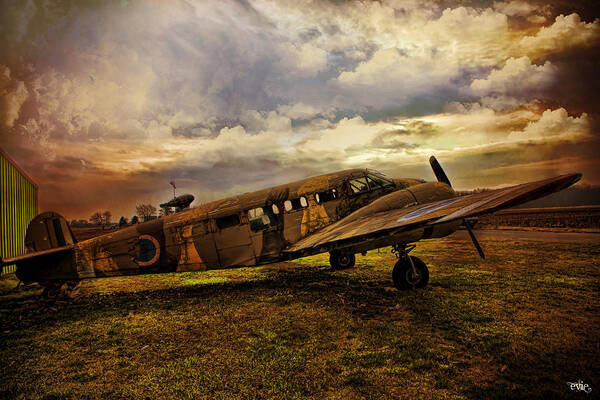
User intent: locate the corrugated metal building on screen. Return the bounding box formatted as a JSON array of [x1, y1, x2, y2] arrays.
[[0, 147, 38, 275]]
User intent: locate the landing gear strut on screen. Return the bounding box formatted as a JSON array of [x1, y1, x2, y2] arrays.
[[391, 244, 429, 290], [329, 251, 356, 270]]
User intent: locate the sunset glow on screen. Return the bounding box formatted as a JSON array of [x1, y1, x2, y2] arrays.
[[1, 0, 598, 220]]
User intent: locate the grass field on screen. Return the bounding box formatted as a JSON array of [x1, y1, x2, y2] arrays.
[[1, 234, 598, 399]]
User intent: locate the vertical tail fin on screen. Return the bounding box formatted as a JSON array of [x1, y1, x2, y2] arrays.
[[25, 211, 77, 252]]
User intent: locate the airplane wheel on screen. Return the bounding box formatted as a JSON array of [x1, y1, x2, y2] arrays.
[[329, 251, 355, 270], [42, 281, 81, 300], [42, 284, 62, 300], [392, 256, 429, 290]]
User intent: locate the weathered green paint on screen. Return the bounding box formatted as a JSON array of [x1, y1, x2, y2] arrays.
[[0, 148, 38, 275]]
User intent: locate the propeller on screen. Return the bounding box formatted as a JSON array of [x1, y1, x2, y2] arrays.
[[429, 155, 485, 259], [429, 156, 451, 187]]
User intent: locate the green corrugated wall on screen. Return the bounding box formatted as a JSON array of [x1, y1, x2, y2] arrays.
[[1, 151, 38, 275]]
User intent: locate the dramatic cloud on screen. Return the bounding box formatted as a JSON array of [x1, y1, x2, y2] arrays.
[[0, 0, 598, 219], [493, 1, 542, 17], [0, 66, 28, 128], [467, 57, 557, 97], [520, 13, 600, 57], [508, 108, 590, 141]]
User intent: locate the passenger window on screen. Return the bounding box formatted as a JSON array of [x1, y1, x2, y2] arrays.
[[248, 207, 272, 232], [216, 214, 240, 230], [315, 189, 338, 204], [284, 196, 308, 212], [300, 196, 308, 207], [349, 177, 369, 194], [272, 204, 280, 214]]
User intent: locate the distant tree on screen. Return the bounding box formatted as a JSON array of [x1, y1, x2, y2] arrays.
[[102, 210, 112, 225], [118, 216, 128, 227], [159, 207, 173, 217], [131, 215, 139, 225], [90, 211, 103, 226], [136, 204, 157, 222]]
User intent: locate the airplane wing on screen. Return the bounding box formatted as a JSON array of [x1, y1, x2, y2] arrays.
[[284, 173, 581, 254]]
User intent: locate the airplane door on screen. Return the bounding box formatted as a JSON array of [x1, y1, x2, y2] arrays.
[[282, 197, 308, 244], [213, 213, 256, 268], [165, 219, 220, 271], [247, 205, 285, 264]]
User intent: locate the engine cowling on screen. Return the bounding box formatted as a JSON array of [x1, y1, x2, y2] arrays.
[[342, 182, 455, 224]]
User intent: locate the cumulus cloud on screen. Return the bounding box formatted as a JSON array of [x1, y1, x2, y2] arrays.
[[508, 108, 590, 141], [277, 43, 328, 76], [493, 1, 540, 17], [0, 65, 28, 128], [520, 13, 600, 56], [467, 56, 557, 97]]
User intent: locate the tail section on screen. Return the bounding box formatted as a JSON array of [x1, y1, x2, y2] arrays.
[[0, 212, 77, 283], [25, 211, 77, 252]]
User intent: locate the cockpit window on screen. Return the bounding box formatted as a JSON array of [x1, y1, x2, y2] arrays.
[[349, 177, 369, 194], [366, 173, 394, 188]]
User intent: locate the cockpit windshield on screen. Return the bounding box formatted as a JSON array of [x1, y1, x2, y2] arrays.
[[366, 170, 395, 187]]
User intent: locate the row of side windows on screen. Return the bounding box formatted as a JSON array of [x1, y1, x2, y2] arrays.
[[214, 186, 346, 232], [183, 175, 394, 234]]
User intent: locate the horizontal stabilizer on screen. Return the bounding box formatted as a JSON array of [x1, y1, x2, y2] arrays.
[[0, 245, 73, 267]]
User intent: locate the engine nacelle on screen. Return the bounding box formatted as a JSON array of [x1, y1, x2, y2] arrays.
[[342, 182, 455, 224]]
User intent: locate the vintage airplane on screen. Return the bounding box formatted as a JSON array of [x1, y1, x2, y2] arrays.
[[1, 156, 581, 299]]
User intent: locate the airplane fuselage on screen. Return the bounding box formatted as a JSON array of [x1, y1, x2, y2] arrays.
[[16, 169, 457, 283]]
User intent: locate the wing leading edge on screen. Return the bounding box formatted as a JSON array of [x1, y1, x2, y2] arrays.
[[285, 173, 581, 254]]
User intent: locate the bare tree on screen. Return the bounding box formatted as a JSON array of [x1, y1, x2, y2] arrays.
[[103, 210, 112, 226], [118, 216, 128, 227], [131, 215, 139, 225], [159, 206, 173, 217], [90, 211, 103, 226], [136, 204, 157, 222]]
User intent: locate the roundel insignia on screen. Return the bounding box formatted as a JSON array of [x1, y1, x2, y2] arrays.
[[135, 235, 160, 267]]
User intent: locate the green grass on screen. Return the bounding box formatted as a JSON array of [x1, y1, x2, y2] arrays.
[[0, 234, 598, 399]]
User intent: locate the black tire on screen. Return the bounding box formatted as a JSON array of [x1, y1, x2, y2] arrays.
[[329, 251, 356, 270], [392, 256, 429, 290], [42, 284, 61, 300]]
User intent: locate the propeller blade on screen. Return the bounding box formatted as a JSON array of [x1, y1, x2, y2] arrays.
[[429, 156, 452, 187], [463, 218, 485, 259]]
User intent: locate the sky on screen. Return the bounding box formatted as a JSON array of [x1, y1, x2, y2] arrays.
[[0, 0, 599, 220]]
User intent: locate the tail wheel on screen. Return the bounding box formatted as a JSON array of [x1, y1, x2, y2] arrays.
[[41, 280, 81, 300], [329, 251, 356, 270], [42, 283, 62, 300], [392, 256, 429, 290]]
